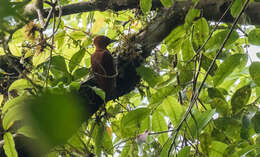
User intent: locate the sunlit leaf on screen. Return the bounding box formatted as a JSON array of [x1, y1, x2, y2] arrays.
[[140, 0, 152, 14], [120, 108, 150, 137], [69, 48, 85, 72], [3, 132, 18, 157], [231, 0, 246, 17], [160, 0, 173, 8], [93, 123, 105, 157], [213, 54, 247, 87], [152, 110, 168, 145], [185, 9, 200, 27], [187, 109, 216, 138], [8, 79, 32, 93], [248, 28, 260, 45], [209, 141, 228, 157], [206, 29, 239, 54], [249, 62, 260, 86], [178, 146, 190, 157], [231, 85, 251, 114]]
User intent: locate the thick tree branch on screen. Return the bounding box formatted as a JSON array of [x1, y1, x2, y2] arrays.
[[25, 0, 260, 25]]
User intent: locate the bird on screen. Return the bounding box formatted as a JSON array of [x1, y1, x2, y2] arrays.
[[91, 35, 117, 98]]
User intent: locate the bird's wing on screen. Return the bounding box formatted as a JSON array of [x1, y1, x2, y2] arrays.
[[101, 50, 116, 76]]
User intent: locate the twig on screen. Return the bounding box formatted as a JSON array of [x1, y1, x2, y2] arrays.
[[167, 0, 250, 156]]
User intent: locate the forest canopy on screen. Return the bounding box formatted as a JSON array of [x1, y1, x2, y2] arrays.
[[0, 0, 260, 156]]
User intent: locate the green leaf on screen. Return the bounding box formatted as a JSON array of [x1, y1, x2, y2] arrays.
[[69, 48, 86, 72], [206, 29, 239, 54], [252, 111, 260, 133], [120, 108, 150, 137], [209, 98, 230, 116], [209, 141, 228, 157], [55, 31, 66, 48], [93, 123, 105, 157], [152, 110, 168, 145], [178, 39, 194, 85], [240, 114, 251, 140], [137, 65, 160, 88], [3, 132, 18, 157], [207, 88, 225, 100], [103, 126, 113, 155], [231, 0, 246, 17], [160, 0, 173, 8], [249, 62, 260, 86], [201, 54, 218, 76], [140, 0, 152, 14], [8, 79, 32, 93], [25, 92, 85, 146], [185, 9, 200, 27], [213, 54, 248, 87], [3, 95, 26, 113], [187, 109, 216, 138], [3, 105, 24, 130], [90, 86, 105, 101], [178, 146, 191, 157], [50, 55, 70, 81], [214, 117, 241, 139], [69, 31, 86, 40], [165, 25, 185, 51], [161, 96, 185, 125], [0, 94, 3, 104], [193, 18, 209, 48], [231, 85, 251, 114], [72, 67, 90, 80], [248, 28, 260, 45], [149, 83, 180, 108]]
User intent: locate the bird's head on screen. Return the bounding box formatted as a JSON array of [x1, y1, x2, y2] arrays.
[[93, 35, 116, 49]]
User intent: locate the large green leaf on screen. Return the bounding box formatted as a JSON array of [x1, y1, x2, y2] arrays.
[[231, 85, 251, 114], [209, 141, 228, 157], [165, 25, 185, 51], [149, 83, 180, 108], [69, 48, 85, 72], [8, 79, 33, 93], [252, 111, 260, 133], [140, 0, 152, 14], [231, 0, 246, 17], [72, 67, 90, 81], [201, 54, 218, 76], [152, 110, 168, 145], [213, 54, 248, 87], [209, 98, 230, 116], [193, 18, 209, 48], [184, 9, 200, 28], [187, 109, 216, 138], [249, 62, 260, 86], [178, 146, 191, 157], [160, 0, 173, 8], [3, 132, 18, 157], [248, 28, 260, 46], [161, 96, 185, 125], [120, 108, 150, 137], [137, 65, 160, 88], [206, 29, 239, 54], [93, 123, 105, 157]]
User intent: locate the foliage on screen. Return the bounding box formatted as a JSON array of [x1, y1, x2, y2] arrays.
[[0, 0, 260, 157]]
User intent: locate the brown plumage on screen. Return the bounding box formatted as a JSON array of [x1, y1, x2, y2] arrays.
[[91, 35, 116, 96]]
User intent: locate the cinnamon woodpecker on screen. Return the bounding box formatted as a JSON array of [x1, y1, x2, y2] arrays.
[[91, 35, 117, 97]]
